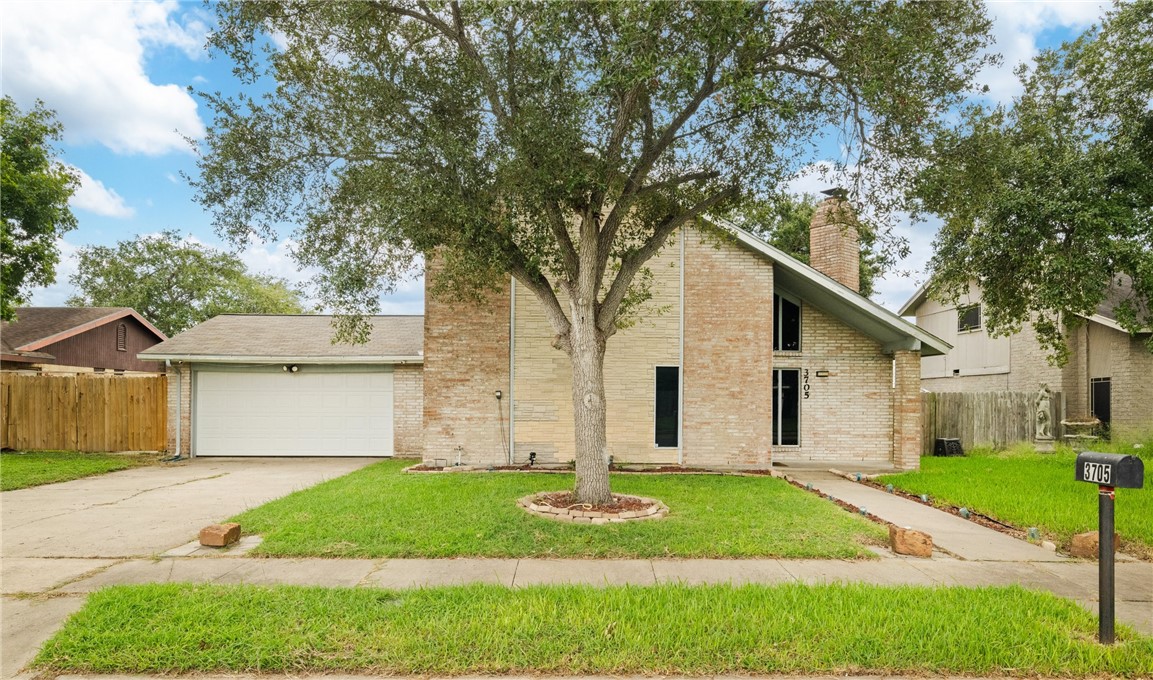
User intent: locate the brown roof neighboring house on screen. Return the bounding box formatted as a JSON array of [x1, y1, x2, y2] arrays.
[[138, 314, 424, 363], [1, 307, 168, 372]]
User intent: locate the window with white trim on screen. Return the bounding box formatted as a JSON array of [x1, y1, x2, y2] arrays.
[[772, 368, 800, 446], [773, 293, 801, 351]]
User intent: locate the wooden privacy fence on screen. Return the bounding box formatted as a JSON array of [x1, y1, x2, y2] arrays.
[[922, 390, 1064, 453], [1, 373, 167, 452]]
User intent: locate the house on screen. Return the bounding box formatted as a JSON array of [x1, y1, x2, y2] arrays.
[[899, 279, 1153, 437], [143, 195, 948, 468], [139, 315, 424, 458], [425, 195, 947, 470], [1, 307, 167, 373]]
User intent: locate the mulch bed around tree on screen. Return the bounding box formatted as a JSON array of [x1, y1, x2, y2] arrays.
[[533, 491, 651, 514]]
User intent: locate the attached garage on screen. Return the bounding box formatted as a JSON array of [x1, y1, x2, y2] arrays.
[[140, 314, 424, 459], [194, 366, 394, 457]]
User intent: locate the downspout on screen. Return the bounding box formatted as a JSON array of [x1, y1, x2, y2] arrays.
[[166, 359, 183, 461], [678, 230, 685, 466], [509, 278, 516, 465]]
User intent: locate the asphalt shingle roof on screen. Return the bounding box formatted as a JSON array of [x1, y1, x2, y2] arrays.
[[1, 307, 148, 350], [139, 314, 424, 361]]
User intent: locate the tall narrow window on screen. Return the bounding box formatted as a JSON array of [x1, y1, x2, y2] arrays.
[[772, 368, 800, 446], [655, 366, 679, 448], [116, 323, 127, 352], [773, 294, 801, 351]]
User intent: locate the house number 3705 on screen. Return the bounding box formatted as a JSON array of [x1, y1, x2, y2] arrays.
[[802, 369, 810, 399]]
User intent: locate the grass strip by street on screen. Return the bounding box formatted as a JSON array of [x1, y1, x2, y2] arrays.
[[0, 451, 148, 491], [878, 442, 1153, 555], [231, 459, 885, 558], [36, 582, 1153, 676]]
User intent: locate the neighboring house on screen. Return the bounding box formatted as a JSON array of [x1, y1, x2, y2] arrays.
[[899, 280, 1153, 437], [1, 307, 167, 373], [139, 315, 424, 458], [424, 195, 948, 470], [145, 195, 948, 468]]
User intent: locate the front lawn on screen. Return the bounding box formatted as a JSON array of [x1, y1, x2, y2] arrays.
[[0, 451, 148, 491], [231, 460, 885, 558], [36, 582, 1153, 676], [879, 445, 1153, 554]]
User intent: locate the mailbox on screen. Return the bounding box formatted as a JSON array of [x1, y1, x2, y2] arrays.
[[1074, 452, 1145, 489]]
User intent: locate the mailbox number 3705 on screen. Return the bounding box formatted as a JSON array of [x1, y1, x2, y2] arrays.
[[1083, 462, 1112, 485]]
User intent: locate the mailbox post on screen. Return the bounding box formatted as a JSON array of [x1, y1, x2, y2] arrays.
[[1074, 452, 1145, 644]]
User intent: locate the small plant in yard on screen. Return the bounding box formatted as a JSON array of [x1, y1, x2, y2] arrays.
[[0, 451, 151, 491], [230, 459, 885, 559], [879, 442, 1153, 557], [35, 582, 1153, 676]]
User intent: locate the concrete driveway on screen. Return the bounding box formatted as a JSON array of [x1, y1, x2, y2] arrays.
[[1, 456, 379, 678]]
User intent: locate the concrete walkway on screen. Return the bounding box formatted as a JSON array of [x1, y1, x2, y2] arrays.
[[783, 469, 1068, 561]]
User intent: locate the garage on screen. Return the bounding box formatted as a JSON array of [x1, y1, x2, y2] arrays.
[[139, 314, 425, 459], [194, 367, 394, 457]]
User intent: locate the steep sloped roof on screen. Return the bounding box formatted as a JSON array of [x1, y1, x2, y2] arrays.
[[713, 220, 951, 357], [138, 314, 424, 363]]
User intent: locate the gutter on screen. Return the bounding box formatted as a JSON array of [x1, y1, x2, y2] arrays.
[[138, 354, 424, 365]]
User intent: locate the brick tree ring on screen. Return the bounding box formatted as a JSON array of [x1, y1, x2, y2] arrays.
[[517, 492, 668, 524]]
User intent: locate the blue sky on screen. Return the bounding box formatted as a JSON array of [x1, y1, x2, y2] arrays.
[[2, 0, 1113, 315]]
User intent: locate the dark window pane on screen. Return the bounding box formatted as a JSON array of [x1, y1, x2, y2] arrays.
[[655, 366, 679, 447], [774, 294, 801, 351], [957, 304, 981, 331], [772, 369, 800, 446], [1091, 378, 1112, 425]]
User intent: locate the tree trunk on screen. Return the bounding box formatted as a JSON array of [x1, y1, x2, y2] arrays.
[[568, 298, 612, 505]]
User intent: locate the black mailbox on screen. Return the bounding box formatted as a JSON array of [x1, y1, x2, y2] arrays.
[[1074, 452, 1145, 489]]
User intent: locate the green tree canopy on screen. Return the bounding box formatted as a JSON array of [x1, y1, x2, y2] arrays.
[[68, 231, 307, 337], [197, 1, 992, 502], [1, 96, 79, 320], [914, 0, 1153, 362]]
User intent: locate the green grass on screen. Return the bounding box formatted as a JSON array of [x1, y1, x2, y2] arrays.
[[231, 460, 885, 558], [879, 441, 1153, 554], [35, 582, 1153, 676], [0, 451, 149, 491]]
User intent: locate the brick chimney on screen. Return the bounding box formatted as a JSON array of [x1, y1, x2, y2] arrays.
[[808, 189, 860, 292]]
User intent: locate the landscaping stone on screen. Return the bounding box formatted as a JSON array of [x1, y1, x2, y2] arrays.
[[517, 493, 669, 523], [199, 523, 241, 547], [889, 525, 933, 557], [1069, 531, 1120, 559]]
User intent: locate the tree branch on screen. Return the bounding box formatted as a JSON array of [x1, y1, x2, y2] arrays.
[[596, 185, 739, 333]]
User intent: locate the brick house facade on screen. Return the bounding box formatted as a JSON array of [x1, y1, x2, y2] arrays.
[[423, 196, 947, 470]]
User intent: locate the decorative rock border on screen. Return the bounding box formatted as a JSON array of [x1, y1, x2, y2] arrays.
[[517, 493, 669, 524]]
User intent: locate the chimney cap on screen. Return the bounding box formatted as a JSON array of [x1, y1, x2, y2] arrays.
[[821, 187, 849, 199]]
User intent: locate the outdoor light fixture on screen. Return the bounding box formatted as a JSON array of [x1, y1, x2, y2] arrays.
[[494, 390, 502, 400]]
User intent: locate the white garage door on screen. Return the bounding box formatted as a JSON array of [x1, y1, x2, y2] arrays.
[[194, 368, 393, 457]]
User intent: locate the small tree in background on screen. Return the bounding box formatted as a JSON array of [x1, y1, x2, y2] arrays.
[[69, 231, 306, 337], [1, 97, 79, 320], [197, 1, 993, 503]]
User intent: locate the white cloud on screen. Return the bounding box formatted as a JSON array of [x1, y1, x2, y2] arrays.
[[68, 166, 135, 218], [979, 1, 1109, 103], [1, 0, 207, 155], [28, 239, 80, 306]]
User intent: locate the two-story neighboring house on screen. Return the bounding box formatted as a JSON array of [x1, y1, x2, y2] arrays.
[[899, 280, 1153, 437]]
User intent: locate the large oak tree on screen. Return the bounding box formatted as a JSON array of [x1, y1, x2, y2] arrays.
[[197, 1, 992, 503]]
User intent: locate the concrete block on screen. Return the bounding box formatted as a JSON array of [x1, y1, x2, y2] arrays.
[[1069, 531, 1120, 559], [199, 522, 241, 547], [890, 525, 933, 558]]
